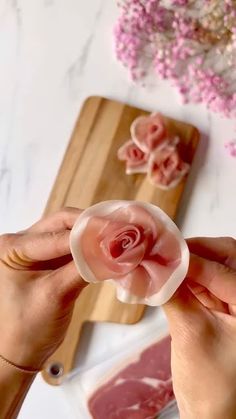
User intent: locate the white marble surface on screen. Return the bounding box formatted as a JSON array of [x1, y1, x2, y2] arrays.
[[0, 0, 236, 418]]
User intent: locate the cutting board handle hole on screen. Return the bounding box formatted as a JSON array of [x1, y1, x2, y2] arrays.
[[47, 362, 64, 378]]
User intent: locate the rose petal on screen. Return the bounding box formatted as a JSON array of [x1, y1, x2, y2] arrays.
[[70, 201, 189, 306], [80, 217, 147, 278], [117, 261, 172, 297], [101, 205, 159, 243], [148, 140, 189, 190], [150, 230, 181, 263], [131, 113, 166, 153], [79, 205, 158, 278], [117, 265, 152, 298], [117, 139, 149, 174]]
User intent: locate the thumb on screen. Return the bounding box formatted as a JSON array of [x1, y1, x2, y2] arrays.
[[49, 260, 87, 305], [187, 254, 236, 306], [163, 283, 208, 340]]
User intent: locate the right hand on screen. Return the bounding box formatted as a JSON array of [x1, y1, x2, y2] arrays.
[[164, 237, 236, 419]]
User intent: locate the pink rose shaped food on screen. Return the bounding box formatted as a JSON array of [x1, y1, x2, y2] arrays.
[[70, 200, 189, 306], [117, 140, 149, 174], [131, 113, 166, 153], [148, 139, 190, 190]]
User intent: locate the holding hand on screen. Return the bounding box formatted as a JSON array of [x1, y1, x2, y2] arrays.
[[1, 206, 236, 419], [164, 237, 236, 419], [0, 208, 86, 371]]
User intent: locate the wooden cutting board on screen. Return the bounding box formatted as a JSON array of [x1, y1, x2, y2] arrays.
[[42, 96, 199, 385]]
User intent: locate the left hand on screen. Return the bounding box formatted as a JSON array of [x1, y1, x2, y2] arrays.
[[0, 208, 86, 369]]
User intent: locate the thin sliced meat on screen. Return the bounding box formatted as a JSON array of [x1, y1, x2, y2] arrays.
[[148, 140, 189, 190], [70, 201, 189, 306], [117, 140, 149, 174], [131, 113, 166, 153], [88, 335, 175, 419]]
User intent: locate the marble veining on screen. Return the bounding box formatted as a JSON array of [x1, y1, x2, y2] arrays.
[[66, 34, 95, 99], [65, 0, 104, 99]]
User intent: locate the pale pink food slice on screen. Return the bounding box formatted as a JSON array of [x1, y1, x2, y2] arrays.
[[117, 140, 149, 174], [131, 113, 166, 153], [70, 201, 189, 306], [148, 139, 190, 190], [88, 335, 174, 419]]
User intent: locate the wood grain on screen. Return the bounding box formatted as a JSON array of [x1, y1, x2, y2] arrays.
[[42, 96, 199, 385]]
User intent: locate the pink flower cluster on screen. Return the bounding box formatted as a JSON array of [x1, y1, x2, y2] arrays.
[[225, 141, 236, 157], [117, 113, 189, 189], [114, 0, 236, 119]]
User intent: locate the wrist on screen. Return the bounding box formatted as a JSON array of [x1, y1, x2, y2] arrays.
[[0, 353, 40, 375], [0, 356, 36, 419], [0, 358, 37, 381], [1, 331, 45, 370]]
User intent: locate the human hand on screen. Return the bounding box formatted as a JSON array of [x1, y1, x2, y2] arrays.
[[164, 237, 236, 419], [0, 208, 86, 370]]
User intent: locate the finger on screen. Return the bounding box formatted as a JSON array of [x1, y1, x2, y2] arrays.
[[0, 230, 72, 268], [26, 207, 82, 233], [187, 280, 229, 313], [163, 283, 209, 339], [28, 254, 73, 271], [49, 260, 87, 303], [187, 237, 236, 270], [187, 253, 236, 305]]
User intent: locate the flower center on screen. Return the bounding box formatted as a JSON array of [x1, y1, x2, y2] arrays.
[[149, 124, 159, 134], [129, 146, 144, 161], [109, 227, 142, 258], [162, 152, 179, 173]]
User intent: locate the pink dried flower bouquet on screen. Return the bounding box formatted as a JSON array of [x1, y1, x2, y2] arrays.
[[114, 0, 236, 118]]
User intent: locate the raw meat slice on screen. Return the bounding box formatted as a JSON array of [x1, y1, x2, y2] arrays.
[[148, 139, 189, 190], [88, 335, 175, 419], [70, 201, 189, 306], [131, 113, 166, 153], [117, 140, 149, 174]]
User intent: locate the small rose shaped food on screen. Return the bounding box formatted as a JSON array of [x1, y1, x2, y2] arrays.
[[148, 138, 190, 190], [117, 140, 149, 174], [131, 113, 166, 153], [70, 200, 189, 306]]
